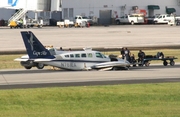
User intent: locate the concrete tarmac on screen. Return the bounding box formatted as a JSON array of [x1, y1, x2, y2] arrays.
[[0, 64, 179, 89], [0, 25, 180, 51]]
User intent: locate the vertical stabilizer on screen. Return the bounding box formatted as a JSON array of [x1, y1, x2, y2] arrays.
[[21, 31, 54, 59]]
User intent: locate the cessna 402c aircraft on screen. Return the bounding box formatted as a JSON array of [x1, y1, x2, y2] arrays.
[[14, 31, 130, 71]]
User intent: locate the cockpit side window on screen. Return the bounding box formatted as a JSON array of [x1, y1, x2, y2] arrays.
[[102, 54, 107, 58], [96, 53, 103, 58], [81, 53, 86, 58]]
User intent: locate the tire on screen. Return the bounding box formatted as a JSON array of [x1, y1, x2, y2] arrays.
[[163, 61, 168, 66], [112, 67, 117, 71], [38, 25, 43, 28], [131, 21, 134, 25], [138, 64, 143, 66], [170, 61, 175, 66], [24, 66, 32, 69], [36, 63, 44, 69], [144, 61, 150, 67], [116, 20, 120, 25]]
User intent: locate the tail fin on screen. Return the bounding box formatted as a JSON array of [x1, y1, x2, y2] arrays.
[[21, 31, 54, 59]]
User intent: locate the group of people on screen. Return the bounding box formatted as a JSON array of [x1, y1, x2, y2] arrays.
[[120, 47, 146, 64], [60, 47, 71, 51], [120, 47, 132, 62]]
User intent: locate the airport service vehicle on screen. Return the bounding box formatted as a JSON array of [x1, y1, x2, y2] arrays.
[[75, 15, 93, 26], [57, 19, 74, 28], [26, 19, 43, 28], [137, 52, 177, 67], [154, 14, 180, 24], [14, 31, 130, 71], [9, 18, 43, 29], [115, 14, 145, 25]]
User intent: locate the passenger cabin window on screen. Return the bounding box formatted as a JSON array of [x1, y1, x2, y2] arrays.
[[75, 54, 80, 58], [96, 53, 103, 58], [81, 53, 86, 58], [65, 55, 69, 58], [87, 53, 93, 58], [70, 54, 74, 58]]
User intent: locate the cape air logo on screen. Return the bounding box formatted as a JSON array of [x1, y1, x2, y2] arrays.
[[33, 51, 47, 57], [28, 33, 47, 57], [8, 0, 18, 7], [28, 33, 34, 51]]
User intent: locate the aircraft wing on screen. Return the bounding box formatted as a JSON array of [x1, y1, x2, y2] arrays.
[[91, 61, 130, 69]]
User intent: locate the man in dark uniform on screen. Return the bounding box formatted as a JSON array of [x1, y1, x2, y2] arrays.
[[138, 50, 145, 64], [120, 47, 125, 59]]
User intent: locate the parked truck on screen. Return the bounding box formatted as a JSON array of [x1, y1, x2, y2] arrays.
[[75, 15, 93, 26], [57, 15, 92, 28], [154, 14, 180, 24], [115, 14, 145, 25], [57, 19, 74, 28]]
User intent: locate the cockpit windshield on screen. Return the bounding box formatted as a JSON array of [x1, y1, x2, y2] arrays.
[[96, 52, 106, 58]]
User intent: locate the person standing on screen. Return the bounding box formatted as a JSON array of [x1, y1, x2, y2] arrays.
[[60, 47, 64, 51], [124, 48, 131, 62], [120, 47, 125, 59], [138, 50, 145, 64]]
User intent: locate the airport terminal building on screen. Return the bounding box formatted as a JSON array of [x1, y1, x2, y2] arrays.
[[0, 0, 180, 25]]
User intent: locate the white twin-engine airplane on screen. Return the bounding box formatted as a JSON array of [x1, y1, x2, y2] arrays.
[[14, 31, 130, 71]]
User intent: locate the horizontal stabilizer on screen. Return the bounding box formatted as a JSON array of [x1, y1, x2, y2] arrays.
[[34, 59, 54, 62], [14, 58, 29, 62]]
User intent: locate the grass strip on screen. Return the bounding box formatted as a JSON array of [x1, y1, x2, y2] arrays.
[[0, 83, 180, 117]]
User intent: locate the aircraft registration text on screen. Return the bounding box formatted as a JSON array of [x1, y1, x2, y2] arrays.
[[60, 62, 76, 68]]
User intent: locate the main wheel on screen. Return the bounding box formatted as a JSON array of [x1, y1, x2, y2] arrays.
[[24, 66, 32, 69], [112, 67, 118, 71], [163, 61, 168, 66], [131, 21, 134, 25], [36, 63, 44, 69], [170, 61, 175, 66]]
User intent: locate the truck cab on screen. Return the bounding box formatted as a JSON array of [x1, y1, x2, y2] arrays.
[[154, 14, 174, 24]]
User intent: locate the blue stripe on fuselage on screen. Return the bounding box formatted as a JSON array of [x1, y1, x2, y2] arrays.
[[49, 59, 108, 63]]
